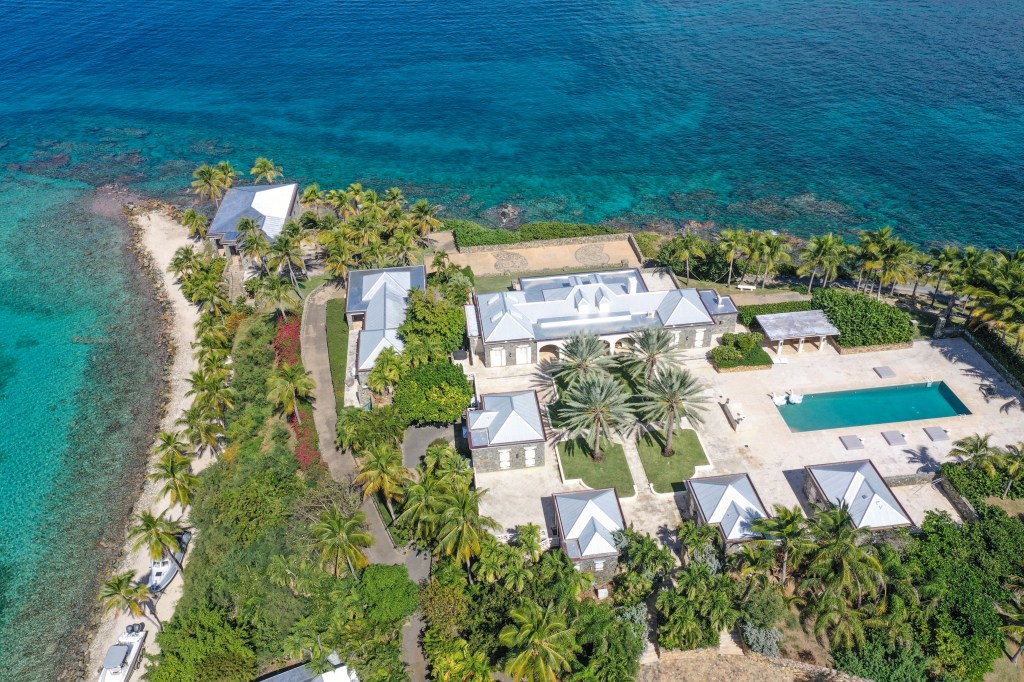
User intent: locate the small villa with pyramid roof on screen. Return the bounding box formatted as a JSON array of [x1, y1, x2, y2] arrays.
[[803, 460, 913, 530], [465, 390, 547, 473], [552, 488, 626, 583], [686, 473, 770, 548], [346, 265, 426, 384]]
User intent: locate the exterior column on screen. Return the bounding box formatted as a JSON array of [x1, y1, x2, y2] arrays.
[[777, 339, 783, 355], [798, 337, 805, 353], [818, 335, 826, 352]]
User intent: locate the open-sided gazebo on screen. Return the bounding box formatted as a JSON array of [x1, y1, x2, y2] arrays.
[[755, 309, 839, 354]]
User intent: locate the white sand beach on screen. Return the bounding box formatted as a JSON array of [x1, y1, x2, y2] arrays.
[[85, 206, 208, 678]]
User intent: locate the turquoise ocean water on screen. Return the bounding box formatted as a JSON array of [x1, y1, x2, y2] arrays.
[[0, 0, 1022, 678]]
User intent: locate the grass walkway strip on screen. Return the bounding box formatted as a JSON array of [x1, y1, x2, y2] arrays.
[[558, 438, 635, 497], [636, 429, 708, 493]]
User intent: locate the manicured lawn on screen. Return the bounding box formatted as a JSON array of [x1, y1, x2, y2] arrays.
[[298, 273, 330, 299], [325, 298, 348, 410], [636, 429, 709, 493], [558, 438, 635, 497]]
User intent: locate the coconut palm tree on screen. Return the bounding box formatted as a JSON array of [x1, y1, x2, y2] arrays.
[[169, 245, 202, 280], [269, 231, 307, 290], [929, 245, 962, 308], [176, 403, 224, 458], [98, 570, 159, 629], [758, 232, 792, 288], [447, 644, 493, 682], [241, 231, 271, 275], [382, 187, 406, 210], [181, 209, 209, 241], [395, 473, 446, 543], [128, 511, 186, 577], [504, 556, 533, 594], [950, 433, 1002, 478], [301, 183, 325, 216], [215, 160, 239, 189], [802, 507, 883, 606], [517, 522, 543, 564], [622, 326, 684, 382], [153, 431, 192, 460], [321, 233, 359, 283], [258, 274, 300, 321], [354, 446, 412, 519], [809, 588, 867, 649], [677, 519, 719, 567], [409, 199, 443, 238], [310, 507, 374, 578], [367, 347, 407, 395], [560, 373, 634, 462], [1000, 595, 1024, 665], [1000, 443, 1024, 498], [149, 450, 198, 512], [751, 504, 811, 585], [548, 331, 616, 386], [799, 233, 846, 293], [663, 231, 707, 285], [436, 487, 500, 577], [191, 164, 225, 205], [267, 362, 316, 424], [718, 228, 748, 286], [636, 366, 707, 457], [878, 236, 917, 297], [250, 157, 283, 184], [500, 601, 580, 682]]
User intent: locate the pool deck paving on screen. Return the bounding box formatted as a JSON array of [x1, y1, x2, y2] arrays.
[[690, 337, 1024, 518]]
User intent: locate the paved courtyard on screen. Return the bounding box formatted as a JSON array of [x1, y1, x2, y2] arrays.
[[690, 337, 1024, 518], [443, 235, 640, 276]]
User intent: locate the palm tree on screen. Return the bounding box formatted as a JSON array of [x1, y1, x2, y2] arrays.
[[128, 511, 185, 577], [382, 187, 406, 210], [251, 157, 283, 183], [549, 331, 616, 386], [751, 504, 811, 585], [809, 588, 866, 649], [301, 183, 325, 216], [176, 403, 223, 458], [803, 507, 883, 606], [950, 433, 1002, 479], [878, 237, 917, 297], [436, 487, 500, 577], [408, 199, 443, 238], [191, 164, 225, 205], [447, 644, 493, 681], [169, 245, 202, 280], [367, 347, 407, 394], [258, 275, 300, 321], [636, 366, 707, 457], [504, 556, 533, 593], [622, 326, 684, 381], [718, 228, 748, 286], [354, 446, 412, 519], [181, 208, 209, 241], [929, 245, 962, 308], [310, 507, 374, 578], [517, 522, 543, 564], [560, 373, 634, 462], [499, 601, 580, 682], [677, 519, 719, 567], [321, 231, 359, 282], [663, 231, 707, 285], [149, 450, 198, 512], [153, 431, 192, 460], [267, 362, 316, 424], [1000, 595, 1024, 665], [799, 233, 846, 293], [1000, 443, 1024, 498], [98, 571, 158, 628], [758, 232, 792, 288], [215, 160, 239, 189], [269, 231, 307, 290], [395, 473, 446, 543]]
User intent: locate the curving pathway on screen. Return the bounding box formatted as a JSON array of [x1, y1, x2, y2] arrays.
[[301, 283, 429, 681]]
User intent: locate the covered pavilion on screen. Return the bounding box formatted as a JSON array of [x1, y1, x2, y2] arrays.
[[755, 309, 839, 354]]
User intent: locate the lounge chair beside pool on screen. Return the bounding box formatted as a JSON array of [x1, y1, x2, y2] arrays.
[[924, 426, 950, 442], [882, 430, 907, 446], [874, 366, 896, 378], [840, 435, 865, 450]]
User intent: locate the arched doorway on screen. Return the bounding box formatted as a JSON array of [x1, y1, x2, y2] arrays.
[[539, 344, 560, 362], [613, 338, 631, 354]]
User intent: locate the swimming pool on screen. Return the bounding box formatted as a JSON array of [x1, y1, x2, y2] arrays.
[[777, 382, 971, 432]]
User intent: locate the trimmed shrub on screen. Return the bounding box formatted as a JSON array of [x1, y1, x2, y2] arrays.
[[448, 218, 618, 248], [738, 301, 814, 328], [812, 289, 913, 347], [740, 624, 782, 657], [711, 332, 772, 369], [393, 361, 474, 424]]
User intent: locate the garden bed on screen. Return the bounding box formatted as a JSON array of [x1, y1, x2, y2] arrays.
[[558, 438, 635, 497], [636, 429, 709, 493]]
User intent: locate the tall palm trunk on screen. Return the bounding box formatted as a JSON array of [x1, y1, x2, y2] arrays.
[[806, 267, 817, 295], [930, 274, 944, 307], [780, 549, 789, 585], [685, 258, 691, 285], [944, 292, 958, 322], [1011, 642, 1022, 664], [727, 258, 735, 286], [592, 430, 604, 462], [663, 420, 675, 458]]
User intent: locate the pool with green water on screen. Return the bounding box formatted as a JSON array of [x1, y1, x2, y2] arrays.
[[777, 382, 971, 432]]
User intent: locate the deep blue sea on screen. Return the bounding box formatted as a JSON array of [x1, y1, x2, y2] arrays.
[[1, 0, 1022, 677]]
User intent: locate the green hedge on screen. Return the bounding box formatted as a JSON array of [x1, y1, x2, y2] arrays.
[[710, 332, 773, 369], [738, 301, 814, 328], [971, 326, 1024, 388], [942, 461, 1024, 503], [812, 289, 913, 347], [447, 218, 618, 248]]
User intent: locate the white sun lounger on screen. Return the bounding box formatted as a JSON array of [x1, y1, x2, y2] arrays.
[[840, 435, 865, 450], [882, 430, 907, 446], [924, 426, 950, 442]]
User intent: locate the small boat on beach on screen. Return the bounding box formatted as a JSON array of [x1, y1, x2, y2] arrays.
[[147, 530, 192, 593], [99, 623, 146, 681]]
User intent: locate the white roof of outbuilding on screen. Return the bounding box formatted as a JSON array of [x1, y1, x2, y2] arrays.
[[467, 391, 545, 448], [688, 474, 768, 542], [553, 488, 625, 560], [208, 183, 298, 244], [473, 269, 717, 343], [347, 266, 426, 372], [756, 309, 839, 341], [805, 460, 912, 529]]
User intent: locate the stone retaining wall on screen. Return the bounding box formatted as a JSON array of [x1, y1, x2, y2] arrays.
[[830, 338, 914, 354], [713, 363, 773, 373], [883, 471, 979, 522]]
